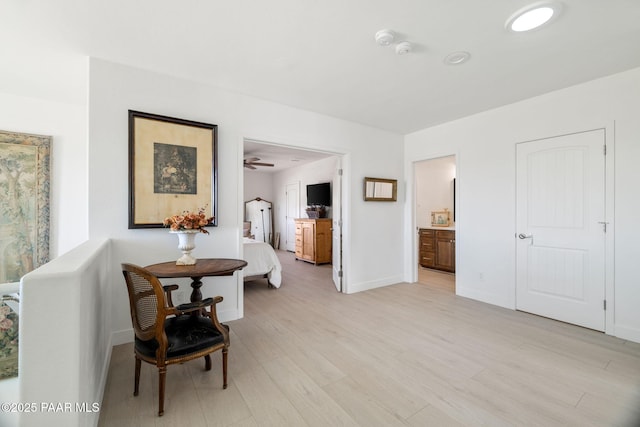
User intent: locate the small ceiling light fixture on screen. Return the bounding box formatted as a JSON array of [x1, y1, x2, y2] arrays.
[[375, 29, 395, 46], [506, 1, 562, 32], [395, 41, 412, 55], [444, 51, 471, 65]]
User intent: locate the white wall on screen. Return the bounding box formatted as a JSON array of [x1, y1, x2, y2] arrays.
[[88, 58, 404, 339], [244, 170, 275, 203], [271, 156, 338, 246], [0, 92, 88, 258], [404, 67, 640, 343], [243, 171, 276, 242], [415, 156, 456, 229]]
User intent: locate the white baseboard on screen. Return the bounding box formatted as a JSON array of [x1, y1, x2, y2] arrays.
[[346, 275, 404, 294], [218, 308, 240, 323], [93, 334, 113, 427], [456, 286, 512, 310], [613, 324, 640, 344], [112, 328, 133, 346]]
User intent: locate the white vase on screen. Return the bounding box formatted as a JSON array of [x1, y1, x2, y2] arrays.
[[171, 230, 199, 265]]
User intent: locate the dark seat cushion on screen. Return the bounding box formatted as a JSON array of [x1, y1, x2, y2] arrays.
[[135, 315, 226, 359]]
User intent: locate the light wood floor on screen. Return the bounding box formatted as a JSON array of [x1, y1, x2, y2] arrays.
[[99, 251, 640, 426], [417, 266, 456, 293]]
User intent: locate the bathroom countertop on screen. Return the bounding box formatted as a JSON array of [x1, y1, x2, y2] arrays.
[[420, 226, 456, 231]]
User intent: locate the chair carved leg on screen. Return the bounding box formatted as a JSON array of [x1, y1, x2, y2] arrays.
[[222, 348, 228, 389], [158, 367, 167, 416], [204, 354, 212, 371], [134, 357, 141, 396]]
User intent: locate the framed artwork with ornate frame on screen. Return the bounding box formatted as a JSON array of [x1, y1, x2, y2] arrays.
[[0, 130, 51, 284], [128, 110, 218, 229], [431, 210, 451, 227]]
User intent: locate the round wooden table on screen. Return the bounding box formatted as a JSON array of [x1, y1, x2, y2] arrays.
[[145, 258, 247, 302]]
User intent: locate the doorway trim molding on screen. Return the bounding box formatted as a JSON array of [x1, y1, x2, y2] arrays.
[[239, 135, 351, 318]]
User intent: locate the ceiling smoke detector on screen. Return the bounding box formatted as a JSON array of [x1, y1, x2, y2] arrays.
[[375, 29, 395, 46], [395, 41, 412, 55]]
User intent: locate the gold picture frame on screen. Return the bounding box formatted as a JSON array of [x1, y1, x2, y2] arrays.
[[128, 111, 217, 228], [0, 130, 51, 283], [431, 210, 451, 227], [363, 177, 397, 202]]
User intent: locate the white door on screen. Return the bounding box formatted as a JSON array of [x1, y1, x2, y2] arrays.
[[332, 160, 343, 292], [516, 129, 606, 331], [285, 183, 299, 252]]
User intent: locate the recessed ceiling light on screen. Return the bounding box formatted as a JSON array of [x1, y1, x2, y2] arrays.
[[506, 2, 562, 32], [444, 51, 471, 65], [375, 29, 395, 46]]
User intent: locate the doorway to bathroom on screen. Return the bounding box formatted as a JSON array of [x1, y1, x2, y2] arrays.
[[414, 155, 456, 293]]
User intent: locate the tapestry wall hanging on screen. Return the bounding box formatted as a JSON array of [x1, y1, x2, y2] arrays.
[[0, 130, 51, 284]]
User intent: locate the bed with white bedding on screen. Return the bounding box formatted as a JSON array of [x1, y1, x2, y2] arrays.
[[242, 237, 282, 288]]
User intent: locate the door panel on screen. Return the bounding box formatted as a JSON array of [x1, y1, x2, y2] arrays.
[[516, 129, 605, 331], [528, 246, 586, 300], [435, 239, 455, 272], [301, 222, 315, 261]]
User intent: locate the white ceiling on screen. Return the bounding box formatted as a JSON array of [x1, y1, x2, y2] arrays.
[[243, 140, 333, 173], [2, 1, 640, 135]]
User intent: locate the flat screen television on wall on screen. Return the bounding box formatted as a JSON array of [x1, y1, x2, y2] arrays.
[[307, 182, 331, 206]]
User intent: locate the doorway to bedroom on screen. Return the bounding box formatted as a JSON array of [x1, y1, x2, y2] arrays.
[[414, 155, 456, 293], [243, 139, 346, 293]]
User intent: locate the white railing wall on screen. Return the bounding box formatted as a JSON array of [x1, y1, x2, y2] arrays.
[[18, 239, 111, 427]]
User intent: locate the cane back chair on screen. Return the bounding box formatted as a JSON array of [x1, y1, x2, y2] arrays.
[[121, 263, 229, 416]]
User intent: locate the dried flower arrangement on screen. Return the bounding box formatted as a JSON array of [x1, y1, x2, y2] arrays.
[[163, 207, 214, 234]]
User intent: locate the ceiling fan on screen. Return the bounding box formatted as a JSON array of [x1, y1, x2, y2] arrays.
[[243, 157, 274, 170]]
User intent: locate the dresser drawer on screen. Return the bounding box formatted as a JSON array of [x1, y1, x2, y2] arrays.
[[419, 229, 435, 237], [420, 252, 435, 267], [436, 230, 455, 240], [420, 239, 435, 251]]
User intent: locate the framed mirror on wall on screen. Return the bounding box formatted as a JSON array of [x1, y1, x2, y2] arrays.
[[245, 198, 273, 246], [364, 177, 397, 202]]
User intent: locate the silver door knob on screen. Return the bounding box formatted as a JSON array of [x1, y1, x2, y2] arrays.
[[518, 233, 533, 239]]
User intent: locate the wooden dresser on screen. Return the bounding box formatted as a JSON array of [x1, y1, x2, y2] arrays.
[[419, 228, 455, 273], [295, 218, 332, 265]]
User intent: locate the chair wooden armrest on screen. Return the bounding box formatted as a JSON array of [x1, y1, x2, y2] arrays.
[[204, 296, 228, 344], [175, 297, 214, 313], [162, 284, 179, 307]]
